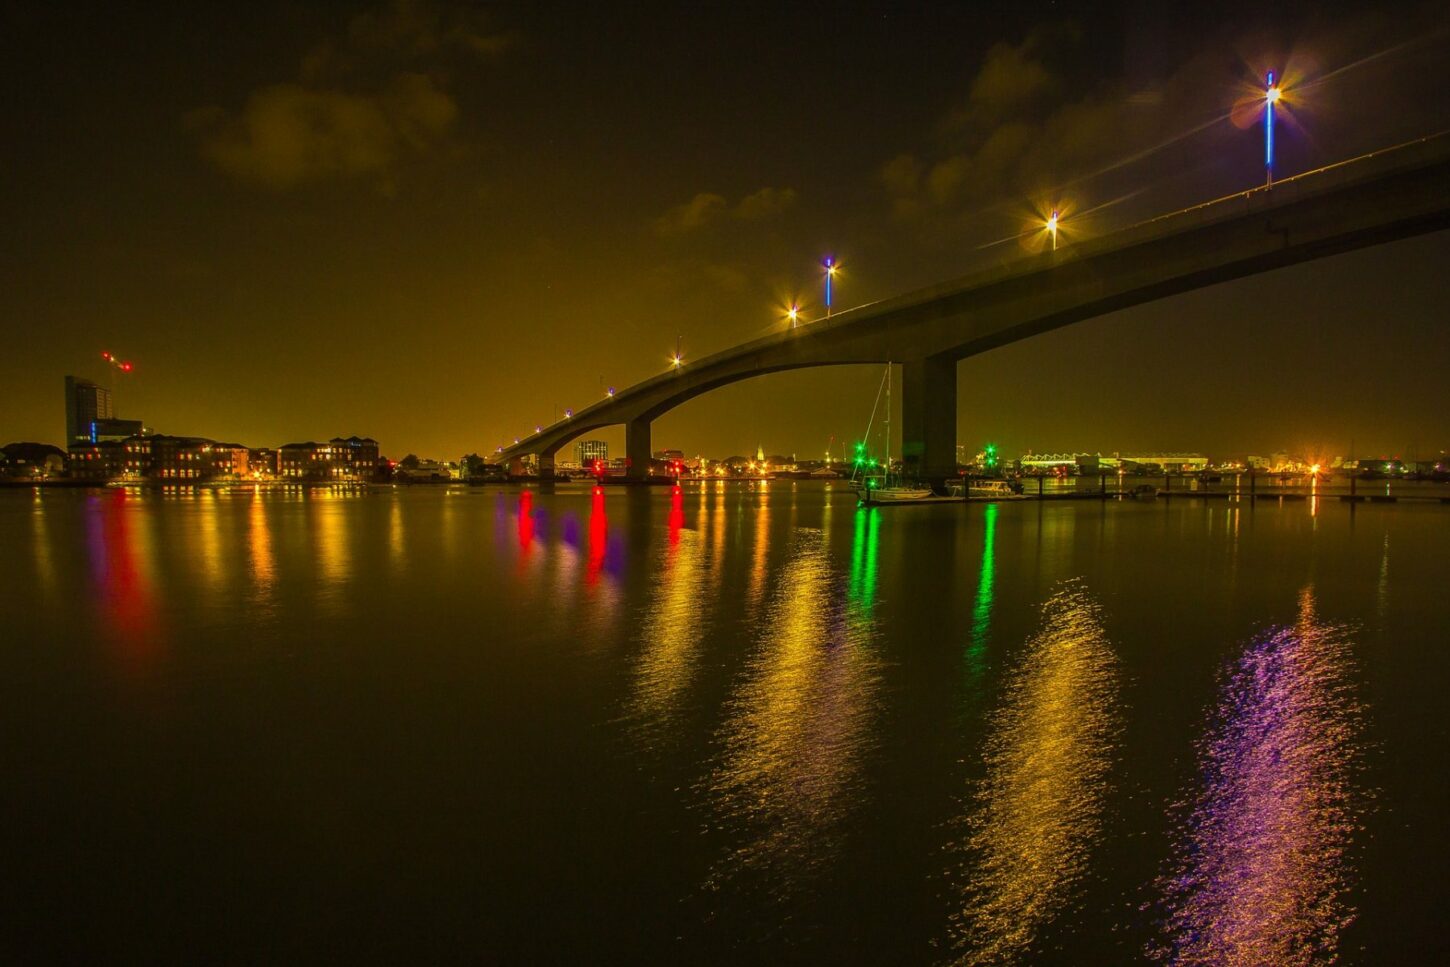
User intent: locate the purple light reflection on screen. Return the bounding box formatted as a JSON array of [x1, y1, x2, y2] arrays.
[[1149, 588, 1367, 965]]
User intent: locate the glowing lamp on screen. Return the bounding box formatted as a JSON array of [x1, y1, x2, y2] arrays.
[[823, 256, 836, 315]]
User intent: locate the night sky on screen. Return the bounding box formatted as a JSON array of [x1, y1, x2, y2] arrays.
[[4, 1, 1448, 462]]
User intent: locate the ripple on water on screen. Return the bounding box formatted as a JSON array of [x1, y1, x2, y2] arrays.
[[1148, 587, 1368, 966], [945, 579, 1122, 965]]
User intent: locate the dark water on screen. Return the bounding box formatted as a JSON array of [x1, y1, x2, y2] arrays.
[[2, 482, 1447, 963]]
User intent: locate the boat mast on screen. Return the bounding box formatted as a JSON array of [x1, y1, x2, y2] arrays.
[[885, 362, 892, 482]]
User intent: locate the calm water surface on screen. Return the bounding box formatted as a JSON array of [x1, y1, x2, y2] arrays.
[[2, 482, 1447, 963]]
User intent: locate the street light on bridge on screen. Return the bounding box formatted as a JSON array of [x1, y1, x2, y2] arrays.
[[1265, 70, 1281, 188], [1047, 210, 1060, 251], [823, 257, 836, 316], [787, 303, 799, 328]]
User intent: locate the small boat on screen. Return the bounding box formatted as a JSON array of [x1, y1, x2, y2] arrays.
[[968, 479, 1022, 499], [849, 365, 943, 505], [860, 479, 936, 504]]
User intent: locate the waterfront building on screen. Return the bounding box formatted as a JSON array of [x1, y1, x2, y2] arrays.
[[1020, 452, 1090, 472], [2, 442, 67, 478], [575, 439, 609, 469], [67, 440, 127, 479], [278, 437, 379, 480], [396, 459, 454, 482], [64, 376, 113, 445], [248, 448, 279, 478], [1118, 452, 1210, 472], [148, 436, 250, 480]]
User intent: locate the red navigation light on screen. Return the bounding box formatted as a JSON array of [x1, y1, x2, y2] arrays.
[[101, 351, 112, 361], [121, 361, 133, 372]]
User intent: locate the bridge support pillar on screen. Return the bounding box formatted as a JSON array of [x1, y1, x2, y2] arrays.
[[625, 417, 651, 481], [900, 355, 957, 487], [537, 452, 556, 482]]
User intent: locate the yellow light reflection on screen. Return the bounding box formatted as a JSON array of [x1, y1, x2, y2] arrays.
[[747, 491, 770, 609], [31, 492, 55, 594], [197, 490, 223, 590], [313, 491, 351, 607], [629, 526, 707, 736], [389, 495, 405, 571], [947, 580, 1121, 963], [702, 529, 882, 890], [248, 489, 275, 603]]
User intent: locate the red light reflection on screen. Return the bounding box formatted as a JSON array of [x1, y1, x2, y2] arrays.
[[588, 488, 608, 585], [669, 485, 684, 545]]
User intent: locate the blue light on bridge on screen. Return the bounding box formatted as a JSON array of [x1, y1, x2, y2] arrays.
[[1265, 70, 1280, 186], [824, 256, 835, 316]]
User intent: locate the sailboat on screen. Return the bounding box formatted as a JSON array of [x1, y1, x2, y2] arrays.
[[856, 363, 934, 505]]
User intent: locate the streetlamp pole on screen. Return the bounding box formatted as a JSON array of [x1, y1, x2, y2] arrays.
[[824, 257, 835, 317], [1265, 70, 1280, 189]]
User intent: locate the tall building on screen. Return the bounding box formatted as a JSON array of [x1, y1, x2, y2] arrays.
[[64, 376, 112, 445], [575, 439, 608, 468]]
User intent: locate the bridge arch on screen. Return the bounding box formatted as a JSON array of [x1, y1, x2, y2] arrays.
[[501, 136, 1450, 482]]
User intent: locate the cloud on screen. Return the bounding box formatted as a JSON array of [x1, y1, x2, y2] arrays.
[[654, 186, 797, 236], [949, 38, 1055, 130], [654, 192, 729, 235], [733, 186, 797, 220], [193, 73, 457, 188], [884, 9, 1450, 240], [302, 0, 516, 82], [880, 27, 1157, 223], [193, 0, 508, 190]]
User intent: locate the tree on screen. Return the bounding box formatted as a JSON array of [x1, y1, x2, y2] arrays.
[[399, 454, 420, 470]]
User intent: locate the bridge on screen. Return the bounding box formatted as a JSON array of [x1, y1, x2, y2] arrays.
[[501, 134, 1450, 484]]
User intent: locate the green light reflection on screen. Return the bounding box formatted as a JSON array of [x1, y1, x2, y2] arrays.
[[967, 503, 998, 678]]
